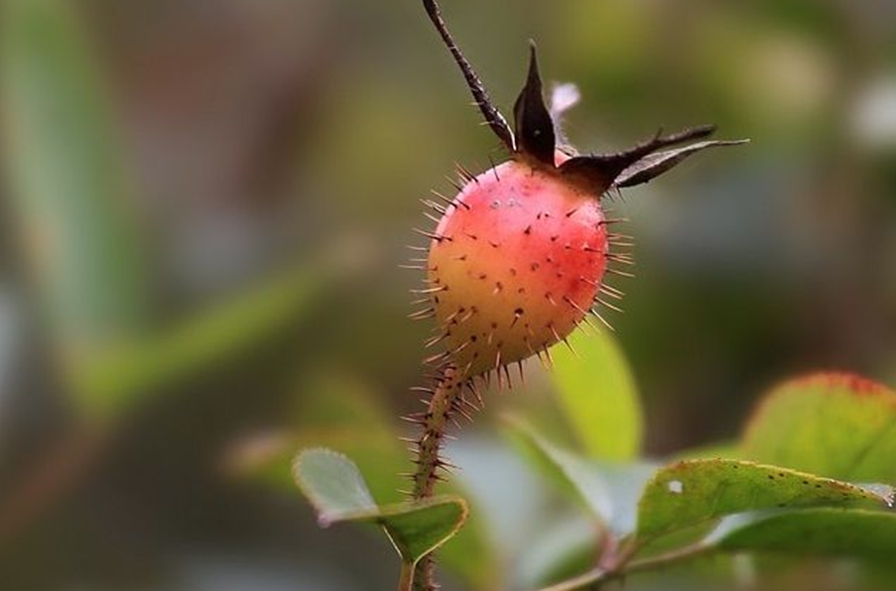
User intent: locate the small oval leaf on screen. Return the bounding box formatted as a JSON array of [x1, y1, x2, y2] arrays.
[[293, 448, 378, 526]]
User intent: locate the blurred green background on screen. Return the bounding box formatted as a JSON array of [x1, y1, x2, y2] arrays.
[[0, 0, 894, 589]]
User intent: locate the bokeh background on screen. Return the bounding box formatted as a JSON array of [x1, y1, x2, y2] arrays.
[[1, 0, 895, 589]]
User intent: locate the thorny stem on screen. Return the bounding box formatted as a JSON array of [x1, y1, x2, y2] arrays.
[[409, 365, 469, 590], [413, 555, 437, 591], [533, 542, 716, 591], [411, 366, 465, 498], [421, 0, 515, 151]]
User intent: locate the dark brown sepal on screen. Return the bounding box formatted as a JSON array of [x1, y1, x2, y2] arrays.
[[613, 138, 750, 188], [513, 41, 556, 166], [557, 156, 620, 195], [560, 125, 747, 195]]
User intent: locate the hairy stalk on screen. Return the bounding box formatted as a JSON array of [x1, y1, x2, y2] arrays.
[[413, 555, 437, 591], [411, 366, 466, 498], [407, 365, 469, 590]]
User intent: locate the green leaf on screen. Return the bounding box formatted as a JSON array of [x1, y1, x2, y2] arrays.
[[716, 508, 896, 561], [378, 499, 469, 565], [504, 416, 656, 535], [293, 448, 468, 567], [741, 373, 896, 482], [551, 328, 643, 461], [0, 0, 148, 356], [636, 458, 894, 543]]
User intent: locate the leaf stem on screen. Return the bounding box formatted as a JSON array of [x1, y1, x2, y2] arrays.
[[533, 542, 715, 591], [398, 562, 415, 591], [625, 543, 715, 575]]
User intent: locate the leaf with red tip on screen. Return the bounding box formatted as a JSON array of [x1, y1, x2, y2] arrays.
[[740, 372, 896, 483], [513, 42, 556, 165], [613, 139, 749, 188]]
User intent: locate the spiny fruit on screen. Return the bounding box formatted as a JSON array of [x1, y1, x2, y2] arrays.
[[424, 151, 611, 380], [414, 0, 745, 385]]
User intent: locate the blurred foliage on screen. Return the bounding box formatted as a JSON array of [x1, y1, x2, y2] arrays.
[[0, 0, 894, 590], [1, 0, 149, 355], [551, 329, 643, 461]]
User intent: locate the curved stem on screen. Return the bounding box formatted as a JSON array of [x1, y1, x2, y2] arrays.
[[411, 366, 464, 498], [421, 0, 515, 150], [534, 542, 715, 591]]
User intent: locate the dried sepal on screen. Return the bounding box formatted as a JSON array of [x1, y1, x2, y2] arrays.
[[513, 42, 556, 165], [559, 125, 719, 192], [613, 138, 750, 188]]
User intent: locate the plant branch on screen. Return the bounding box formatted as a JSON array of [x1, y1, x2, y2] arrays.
[[533, 542, 716, 591]]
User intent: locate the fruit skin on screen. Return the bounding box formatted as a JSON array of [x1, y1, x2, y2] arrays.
[[426, 155, 608, 379]]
